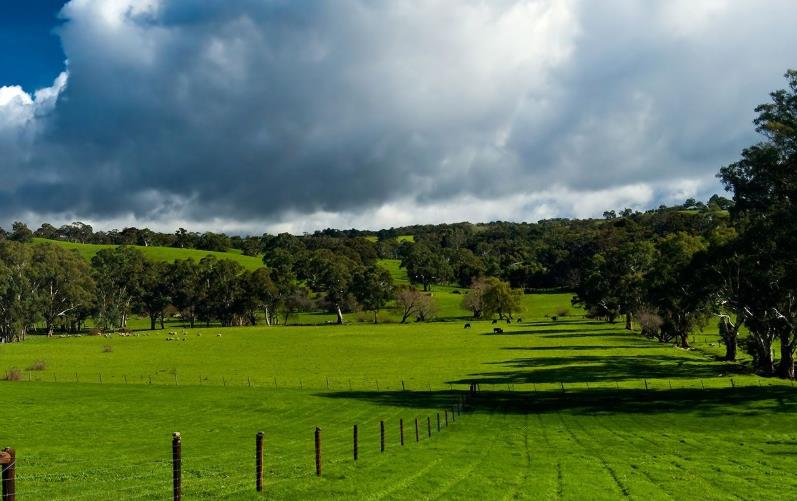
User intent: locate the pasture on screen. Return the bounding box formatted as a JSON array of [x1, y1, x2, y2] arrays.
[[31, 238, 265, 271], [2, 298, 796, 499]]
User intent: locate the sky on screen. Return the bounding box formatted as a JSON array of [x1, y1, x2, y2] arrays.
[[0, 0, 796, 235]]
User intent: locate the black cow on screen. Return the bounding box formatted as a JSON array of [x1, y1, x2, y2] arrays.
[[464, 323, 471, 329], [491, 319, 498, 324], [517, 318, 523, 323], [493, 327, 504, 334]]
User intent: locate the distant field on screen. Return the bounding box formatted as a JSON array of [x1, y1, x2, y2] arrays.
[[2, 298, 795, 499], [364, 234, 414, 243], [31, 237, 265, 270]]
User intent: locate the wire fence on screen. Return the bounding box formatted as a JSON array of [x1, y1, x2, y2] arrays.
[[3, 368, 794, 394], [1, 393, 473, 500]]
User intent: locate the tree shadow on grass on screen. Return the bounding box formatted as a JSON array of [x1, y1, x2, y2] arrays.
[[316, 386, 797, 417], [481, 328, 613, 336], [446, 354, 743, 384], [501, 345, 665, 352], [519, 319, 607, 327]]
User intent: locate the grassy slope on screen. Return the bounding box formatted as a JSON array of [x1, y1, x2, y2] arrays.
[[31, 238, 265, 271], [3, 299, 796, 499]]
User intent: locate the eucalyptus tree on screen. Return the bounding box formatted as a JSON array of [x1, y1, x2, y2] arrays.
[[91, 246, 147, 330], [352, 265, 394, 323], [719, 69, 797, 377], [31, 244, 95, 336]]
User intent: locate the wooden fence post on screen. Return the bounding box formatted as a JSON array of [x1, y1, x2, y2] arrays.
[[437, 413, 441, 432], [353, 425, 358, 462], [1, 448, 16, 501], [256, 432, 264, 493], [380, 421, 385, 453], [444, 410, 448, 427], [172, 433, 182, 501], [315, 428, 322, 477], [400, 419, 404, 446], [451, 407, 456, 422], [414, 418, 419, 443], [427, 416, 432, 438]]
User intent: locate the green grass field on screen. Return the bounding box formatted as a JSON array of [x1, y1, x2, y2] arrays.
[[2, 294, 796, 499], [31, 238, 265, 271]]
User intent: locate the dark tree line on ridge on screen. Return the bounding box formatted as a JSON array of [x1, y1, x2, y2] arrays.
[[2, 70, 796, 380]]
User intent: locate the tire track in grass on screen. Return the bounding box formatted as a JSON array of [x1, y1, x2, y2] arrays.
[[365, 411, 493, 501], [595, 414, 746, 500], [424, 410, 503, 500], [556, 462, 564, 501], [428, 423, 498, 500], [535, 414, 565, 501], [609, 413, 773, 490], [584, 415, 674, 500], [556, 413, 631, 499]]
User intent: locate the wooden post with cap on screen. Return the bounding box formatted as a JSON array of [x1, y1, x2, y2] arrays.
[[1, 448, 15, 501]]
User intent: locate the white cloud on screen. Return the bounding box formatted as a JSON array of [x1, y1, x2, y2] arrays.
[[0, 0, 795, 232]]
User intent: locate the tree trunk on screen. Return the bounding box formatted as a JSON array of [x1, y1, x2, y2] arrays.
[[777, 332, 795, 379], [724, 336, 737, 362], [160, 313, 165, 329], [336, 305, 344, 324], [264, 306, 271, 326], [680, 332, 690, 349], [373, 310, 378, 324], [150, 314, 157, 331], [625, 312, 632, 330], [759, 345, 775, 375]]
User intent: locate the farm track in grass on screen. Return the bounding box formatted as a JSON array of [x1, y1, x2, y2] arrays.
[[3, 306, 797, 499]]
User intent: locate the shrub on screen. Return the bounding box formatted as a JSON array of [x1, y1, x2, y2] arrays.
[[28, 360, 47, 371], [4, 368, 22, 381], [102, 345, 113, 353], [555, 307, 570, 317], [89, 328, 102, 336]]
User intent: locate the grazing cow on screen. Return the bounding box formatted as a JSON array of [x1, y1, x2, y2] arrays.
[[551, 316, 558, 322], [493, 327, 504, 334], [464, 323, 471, 329], [517, 318, 522, 323], [491, 319, 498, 325]]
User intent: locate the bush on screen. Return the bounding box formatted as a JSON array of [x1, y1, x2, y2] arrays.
[[555, 307, 570, 317], [28, 360, 47, 371], [89, 328, 102, 336], [637, 311, 664, 339], [4, 368, 22, 381], [102, 345, 113, 353]]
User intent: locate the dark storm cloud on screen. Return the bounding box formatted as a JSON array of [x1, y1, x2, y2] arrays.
[[1, 0, 797, 231]]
